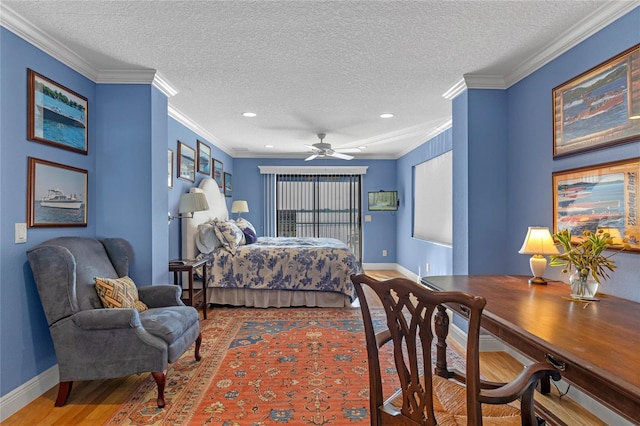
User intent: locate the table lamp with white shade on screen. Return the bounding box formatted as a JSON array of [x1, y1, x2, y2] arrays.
[[518, 226, 560, 285], [231, 200, 249, 218]]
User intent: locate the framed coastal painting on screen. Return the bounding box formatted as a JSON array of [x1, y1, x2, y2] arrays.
[[553, 44, 640, 158], [213, 159, 224, 188], [27, 69, 88, 155], [197, 140, 211, 175], [552, 158, 639, 253], [224, 172, 232, 197], [168, 149, 174, 189], [27, 157, 88, 228], [177, 141, 195, 182]]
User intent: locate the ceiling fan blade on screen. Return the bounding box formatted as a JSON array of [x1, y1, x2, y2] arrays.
[[305, 153, 319, 161], [304, 144, 319, 150], [329, 152, 354, 160], [334, 148, 361, 153]]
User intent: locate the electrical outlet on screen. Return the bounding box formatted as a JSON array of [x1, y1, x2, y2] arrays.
[[425, 262, 430, 273], [382, 250, 387, 257]]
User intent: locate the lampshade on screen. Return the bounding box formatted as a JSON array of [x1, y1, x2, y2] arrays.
[[178, 192, 209, 214], [519, 226, 559, 285], [518, 227, 560, 255], [231, 200, 249, 214]]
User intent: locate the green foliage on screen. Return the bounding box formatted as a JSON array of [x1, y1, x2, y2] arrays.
[[549, 229, 630, 283]]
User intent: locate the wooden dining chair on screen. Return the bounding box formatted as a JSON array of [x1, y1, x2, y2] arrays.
[[351, 273, 560, 426]]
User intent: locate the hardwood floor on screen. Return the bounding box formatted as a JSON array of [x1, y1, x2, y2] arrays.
[[4, 270, 602, 425]]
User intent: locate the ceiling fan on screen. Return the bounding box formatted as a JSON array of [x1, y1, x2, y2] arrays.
[[304, 133, 360, 161]]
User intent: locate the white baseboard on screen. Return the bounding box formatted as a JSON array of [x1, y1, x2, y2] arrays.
[[0, 364, 58, 422]]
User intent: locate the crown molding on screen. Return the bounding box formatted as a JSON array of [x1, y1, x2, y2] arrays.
[[1, 3, 178, 98], [504, 1, 640, 87], [0, 3, 97, 80], [442, 78, 467, 100], [167, 105, 233, 156], [443, 2, 640, 96]]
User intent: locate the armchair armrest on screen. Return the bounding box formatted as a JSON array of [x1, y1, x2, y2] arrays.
[[72, 308, 141, 330], [479, 362, 561, 404], [138, 285, 184, 308]]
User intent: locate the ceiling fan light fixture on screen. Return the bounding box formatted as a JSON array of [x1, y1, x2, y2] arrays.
[[380, 113, 394, 118]]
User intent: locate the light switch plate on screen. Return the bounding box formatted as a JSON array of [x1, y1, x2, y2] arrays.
[[15, 223, 27, 243]]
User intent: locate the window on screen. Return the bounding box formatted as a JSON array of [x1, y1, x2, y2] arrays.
[[413, 151, 452, 245], [276, 174, 361, 260]]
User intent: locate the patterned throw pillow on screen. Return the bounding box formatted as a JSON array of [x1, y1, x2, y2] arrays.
[[235, 217, 257, 235], [196, 220, 222, 254], [213, 220, 244, 254], [94, 276, 148, 312]]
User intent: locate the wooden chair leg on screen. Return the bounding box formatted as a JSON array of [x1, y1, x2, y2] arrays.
[[54, 381, 72, 406], [151, 371, 166, 408], [194, 332, 202, 361]]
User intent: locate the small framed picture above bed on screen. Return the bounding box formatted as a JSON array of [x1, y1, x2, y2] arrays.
[[197, 140, 211, 175], [224, 172, 232, 197], [213, 159, 224, 188], [177, 141, 195, 182]]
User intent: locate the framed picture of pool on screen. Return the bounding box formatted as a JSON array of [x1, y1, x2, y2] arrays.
[[552, 158, 639, 253], [27, 157, 88, 228], [552, 44, 640, 158], [27, 69, 88, 155]]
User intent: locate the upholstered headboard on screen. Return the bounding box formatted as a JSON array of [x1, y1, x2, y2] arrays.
[[181, 178, 228, 260]]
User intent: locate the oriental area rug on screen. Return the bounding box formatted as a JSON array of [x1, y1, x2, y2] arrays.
[[105, 307, 463, 425]]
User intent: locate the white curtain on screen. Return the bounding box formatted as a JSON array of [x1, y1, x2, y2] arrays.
[[262, 173, 277, 236]]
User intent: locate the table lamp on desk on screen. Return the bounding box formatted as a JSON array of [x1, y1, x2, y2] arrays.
[[518, 226, 559, 285]]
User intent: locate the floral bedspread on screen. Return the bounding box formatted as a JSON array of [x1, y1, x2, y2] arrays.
[[196, 237, 361, 301]]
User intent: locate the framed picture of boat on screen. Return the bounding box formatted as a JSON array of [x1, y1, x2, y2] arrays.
[[224, 172, 232, 197], [177, 141, 195, 182], [553, 44, 640, 158], [197, 140, 211, 175], [27, 69, 88, 155], [213, 159, 223, 188], [27, 157, 88, 228], [552, 158, 639, 253]]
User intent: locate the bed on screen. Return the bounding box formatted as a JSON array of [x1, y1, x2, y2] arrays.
[[181, 178, 360, 308]]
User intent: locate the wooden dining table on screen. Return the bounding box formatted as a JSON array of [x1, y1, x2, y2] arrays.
[[421, 275, 640, 425]]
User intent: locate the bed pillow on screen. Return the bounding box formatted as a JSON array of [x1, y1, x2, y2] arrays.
[[213, 219, 244, 254], [243, 226, 258, 244], [196, 220, 222, 254], [94, 276, 148, 312], [235, 217, 257, 235]]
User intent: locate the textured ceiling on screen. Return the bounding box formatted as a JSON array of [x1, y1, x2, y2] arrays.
[[2, 1, 637, 159]]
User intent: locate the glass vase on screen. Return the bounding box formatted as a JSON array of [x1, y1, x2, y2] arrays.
[[569, 270, 599, 299]]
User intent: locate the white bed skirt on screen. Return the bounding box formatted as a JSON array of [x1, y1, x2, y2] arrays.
[[206, 287, 353, 308]]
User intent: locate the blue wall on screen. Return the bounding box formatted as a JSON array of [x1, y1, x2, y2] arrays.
[[233, 158, 397, 263], [505, 10, 640, 301], [0, 28, 97, 396], [396, 129, 453, 276], [167, 118, 233, 261], [395, 9, 640, 301]]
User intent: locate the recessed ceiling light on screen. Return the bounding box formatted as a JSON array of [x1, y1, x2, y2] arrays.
[[242, 112, 257, 117], [358, 146, 367, 150], [380, 113, 394, 118], [265, 144, 274, 148]]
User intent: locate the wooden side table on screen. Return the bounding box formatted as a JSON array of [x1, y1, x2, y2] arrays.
[[169, 258, 208, 319]]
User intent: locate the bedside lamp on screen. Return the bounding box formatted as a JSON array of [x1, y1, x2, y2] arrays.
[[168, 192, 209, 222], [231, 200, 249, 218], [518, 226, 559, 285]]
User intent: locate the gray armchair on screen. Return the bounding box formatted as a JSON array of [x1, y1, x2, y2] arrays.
[[27, 237, 202, 408]]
